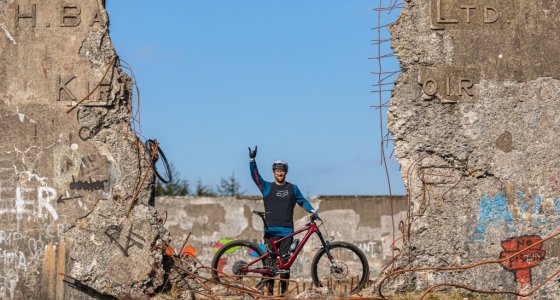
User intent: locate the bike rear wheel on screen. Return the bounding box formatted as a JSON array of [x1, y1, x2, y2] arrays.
[[211, 240, 266, 287], [310, 241, 369, 295]]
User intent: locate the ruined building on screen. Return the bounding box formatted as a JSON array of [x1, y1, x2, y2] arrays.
[[4, 0, 560, 299], [0, 1, 170, 299], [384, 0, 560, 298]]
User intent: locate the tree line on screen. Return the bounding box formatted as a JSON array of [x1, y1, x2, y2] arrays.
[[155, 164, 244, 197]]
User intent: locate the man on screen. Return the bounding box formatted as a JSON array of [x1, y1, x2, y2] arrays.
[[248, 146, 317, 295]]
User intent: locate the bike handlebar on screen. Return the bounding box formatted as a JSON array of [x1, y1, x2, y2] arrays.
[[253, 210, 322, 227], [310, 213, 321, 222]]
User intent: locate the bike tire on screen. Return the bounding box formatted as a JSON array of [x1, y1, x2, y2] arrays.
[[211, 240, 265, 284], [144, 139, 172, 184], [310, 241, 369, 295]]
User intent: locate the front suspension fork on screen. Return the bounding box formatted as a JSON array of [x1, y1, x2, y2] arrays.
[[316, 230, 336, 264]]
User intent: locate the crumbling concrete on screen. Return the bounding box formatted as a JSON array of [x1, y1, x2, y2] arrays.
[[387, 0, 560, 298], [0, 1, 170, 299]]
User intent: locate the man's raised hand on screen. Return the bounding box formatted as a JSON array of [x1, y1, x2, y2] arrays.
[[248, 145, 258, 160]]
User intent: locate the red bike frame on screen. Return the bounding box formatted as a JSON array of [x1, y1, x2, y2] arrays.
[[240, 220, 329, 276]]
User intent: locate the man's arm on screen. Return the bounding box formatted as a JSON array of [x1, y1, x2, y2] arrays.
[[248, 146, 270, 196], [250, 160, 266, 192], [294, 185, 316, 214]]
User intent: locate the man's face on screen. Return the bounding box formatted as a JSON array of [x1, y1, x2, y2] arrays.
[[273, 169, 287, 183]]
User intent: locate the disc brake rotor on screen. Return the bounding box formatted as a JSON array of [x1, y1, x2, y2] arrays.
[[330, 261, 349, 280]]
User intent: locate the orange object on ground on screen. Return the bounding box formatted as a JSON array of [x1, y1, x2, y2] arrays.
[[164, 245, 175, 256], [182, 245, 197, 257]]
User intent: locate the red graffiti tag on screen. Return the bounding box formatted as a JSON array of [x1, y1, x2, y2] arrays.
[[499, 235, 545, 298]]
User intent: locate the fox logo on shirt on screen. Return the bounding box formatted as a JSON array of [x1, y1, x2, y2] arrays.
[[276, 190, 289, 197]]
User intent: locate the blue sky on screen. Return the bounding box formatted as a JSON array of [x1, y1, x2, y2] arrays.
[[105, 1, 405, 196]]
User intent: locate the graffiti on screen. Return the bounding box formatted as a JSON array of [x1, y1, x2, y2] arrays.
[[473, 194, 516, 240], [0, 231, 23, 248], [357, 241, 382, 259], [0, 184, 58, 222], [0, 229, 61, 263], [211, 239, 265, 257], [0, 269, 19, 299], [161, 197, 409, 279], [78, 126, 101, 141], [473, 193, 560, 241], [45, 223, 67, 239], [57, 195, 83, 203], [69, 176, 107, 191], [27, 238, 44, 261], [499, 235, 545, 294], [37, 187, 58, 220], [211, 239, 234, 253], [104, 224, 145, 257], [0, 250, 27, 271], [217, 258, 227, 273]]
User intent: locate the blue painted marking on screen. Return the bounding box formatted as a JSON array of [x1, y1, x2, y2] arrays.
[[532, 195, 543, 214], [554, 198, 560, 213], [518, 192, 529, 214], [474, 194, 516, 241], [532, 195, 546, 225]]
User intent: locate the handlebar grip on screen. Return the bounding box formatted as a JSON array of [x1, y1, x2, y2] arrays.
[[310, 214, 321, 222]]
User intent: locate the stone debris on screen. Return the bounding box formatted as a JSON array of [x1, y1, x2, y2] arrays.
[[295, 287, 336, 299]]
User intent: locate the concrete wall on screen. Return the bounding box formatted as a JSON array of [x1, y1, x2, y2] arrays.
[[156, 195, 407, 278], [0, 1, 166, 299], [388, 0, 560, 297]]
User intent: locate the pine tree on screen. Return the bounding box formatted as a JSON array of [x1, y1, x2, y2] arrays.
[[155, 164, 190, 196], [195, 179, 216, 197], [217, 172, 244, 196]]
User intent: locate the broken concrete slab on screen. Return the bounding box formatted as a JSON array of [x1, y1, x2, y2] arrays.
[[386, 0, 560, 297], [0, 1, 170, 299]]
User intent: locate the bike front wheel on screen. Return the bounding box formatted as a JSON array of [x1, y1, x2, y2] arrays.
[[310, 241, 369, 295], [211, 240, 265, 286]]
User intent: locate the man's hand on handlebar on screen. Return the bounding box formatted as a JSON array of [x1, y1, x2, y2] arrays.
[[248, 145, 257, 161], [308, 211, 320, 222]]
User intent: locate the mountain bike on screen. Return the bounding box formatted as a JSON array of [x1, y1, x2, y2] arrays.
[[211, 210, 369, 295]]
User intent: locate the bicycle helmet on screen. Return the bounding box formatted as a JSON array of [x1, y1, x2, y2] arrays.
[[272, 160, 288, 171]]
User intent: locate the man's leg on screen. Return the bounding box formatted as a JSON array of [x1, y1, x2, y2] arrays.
[[276, 236, 293, 296], [262, 237, 276, 294], [280, 272, 290, 295]]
